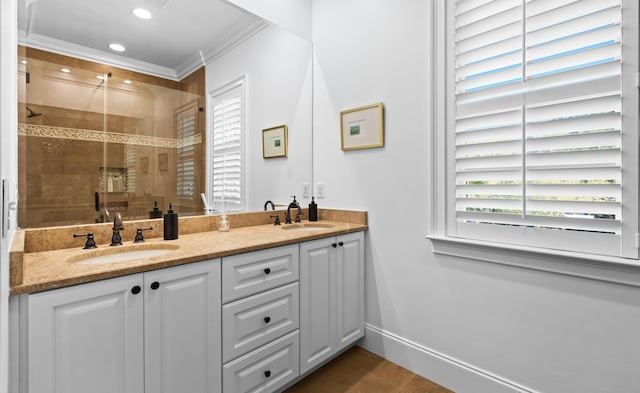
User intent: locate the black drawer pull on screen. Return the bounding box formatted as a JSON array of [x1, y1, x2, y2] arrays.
[[131, 285, 141, 295], [264, 370, 271, 378], [264, 267, 271, 275], [264, 316, 271, 324], [332, 243, 337, 248], [338, 241, 344, 247], [150, 281, 160, 290]]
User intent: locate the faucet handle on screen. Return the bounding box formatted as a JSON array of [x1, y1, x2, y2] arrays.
[[295, 211, 304, 223], [270, 215, 281, 226], [134, 227, 153, 243], [73, 233, 97, 249]]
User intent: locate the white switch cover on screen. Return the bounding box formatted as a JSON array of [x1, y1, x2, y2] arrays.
[[317, 183, 325, 199], [303, 183, 310, 198]]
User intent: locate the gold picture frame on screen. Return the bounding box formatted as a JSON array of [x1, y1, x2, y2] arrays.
[[340, 102, 384, 151], [262, 124, 288, 158]]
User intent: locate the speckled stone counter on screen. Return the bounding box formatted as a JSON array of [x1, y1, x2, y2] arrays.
[[10, 209, 367, 295]]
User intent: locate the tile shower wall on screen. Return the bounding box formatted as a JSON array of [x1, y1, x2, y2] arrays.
[[18, 47, 205, 228]]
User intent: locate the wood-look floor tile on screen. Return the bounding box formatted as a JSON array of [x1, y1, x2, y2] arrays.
[[400, 375, 455, 393], [284, 346, 456, 393]]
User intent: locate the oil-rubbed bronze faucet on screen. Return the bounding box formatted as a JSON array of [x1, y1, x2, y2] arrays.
[[285, 196, 303, 224], [73, 233, 97, 249], [110, 212, 123, 246]]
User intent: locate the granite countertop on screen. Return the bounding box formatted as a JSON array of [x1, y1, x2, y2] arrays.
[[11, 219, 366, 295]]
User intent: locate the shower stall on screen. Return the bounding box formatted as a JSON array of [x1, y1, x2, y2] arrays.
[[18, 48, 205, 228]]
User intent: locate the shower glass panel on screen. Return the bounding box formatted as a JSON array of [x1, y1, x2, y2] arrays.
[[18, 54, 203, 228]]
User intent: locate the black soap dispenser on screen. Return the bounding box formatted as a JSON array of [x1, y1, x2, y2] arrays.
[[309, 196, 318, 221], [149, 200, 163, 219], [163, 203, 179, 240]]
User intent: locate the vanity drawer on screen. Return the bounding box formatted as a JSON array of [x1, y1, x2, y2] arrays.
[[222, 282, 299, 362], [223, 330, 299, 393], [222, 244, 299, 303]]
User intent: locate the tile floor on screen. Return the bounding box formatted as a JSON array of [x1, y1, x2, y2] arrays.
[[284, 346, 454, 393]]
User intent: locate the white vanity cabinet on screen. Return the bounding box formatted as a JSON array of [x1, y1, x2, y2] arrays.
[[221, 244, 300, 393], [25, 259, 221, 393], [299, 232, 365, 374], [14, 229, 366, 393]]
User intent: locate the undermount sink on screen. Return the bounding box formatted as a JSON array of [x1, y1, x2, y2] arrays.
[[68, 243, 180, 265], [281, 223, 334, 231]]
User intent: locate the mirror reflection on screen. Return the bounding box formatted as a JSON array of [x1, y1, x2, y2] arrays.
[[16, 0, 312, 228]]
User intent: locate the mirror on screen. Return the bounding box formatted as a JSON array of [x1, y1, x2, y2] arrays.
[[16, 0, 312, 228]]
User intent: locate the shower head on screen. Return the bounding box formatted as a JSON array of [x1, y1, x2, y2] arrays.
[[94, 72, 113, 90], [26, 106, 41, 118]]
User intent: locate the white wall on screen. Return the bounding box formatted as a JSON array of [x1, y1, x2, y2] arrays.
[[206, 24, 312, 211], [312, 1, 640, 392], [226, 0, 312, 42], [1, 0, 18, 390]]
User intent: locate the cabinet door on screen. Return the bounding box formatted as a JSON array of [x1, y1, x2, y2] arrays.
[[144, 259, 221, 393], [299, 237, 336, 374], [28, 274, 144, 393], [336, 232, 365, 348]]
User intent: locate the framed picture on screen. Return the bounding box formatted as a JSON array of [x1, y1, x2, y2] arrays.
[[340, 102, 384, 150], [158, 152, 168, 172], [262, 125, 288, 158]]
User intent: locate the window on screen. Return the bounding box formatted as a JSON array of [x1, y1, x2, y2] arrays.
[[176, 101, 198, 201], [125, 145, 136, 193], [208, 78, 244, 212], [444, 0, 638, 257]]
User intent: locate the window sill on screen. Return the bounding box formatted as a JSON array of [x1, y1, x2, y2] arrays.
[[426, 235, 640, 287]]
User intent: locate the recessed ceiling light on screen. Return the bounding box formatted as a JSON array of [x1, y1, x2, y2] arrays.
[[132, 8, 152, 19], [109, 43, 126, 52], [60, 68, 70, 73], [123, 80, 132, 84]]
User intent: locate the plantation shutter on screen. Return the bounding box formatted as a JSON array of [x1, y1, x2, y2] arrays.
[[451, 0, 638, 257], [176, 104, 197, 199], [211, 84, 243, 212], [126, 145, 136, 193]]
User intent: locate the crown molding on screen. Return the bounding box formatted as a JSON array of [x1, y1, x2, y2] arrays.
[[18, 30, 180, 81], [174, 16, 268, 79], [18, 16, 269, 83]]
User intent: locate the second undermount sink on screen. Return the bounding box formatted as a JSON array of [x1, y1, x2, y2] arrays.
[[281, 223, 335, 231], [68, 243, 180, 265]]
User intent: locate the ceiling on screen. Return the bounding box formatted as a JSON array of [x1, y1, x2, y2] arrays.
[[18, 0, 266, 80]]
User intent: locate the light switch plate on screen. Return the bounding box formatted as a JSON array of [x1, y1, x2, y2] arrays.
[[317, 183, 325, 199], [303, 183, 310, 198]]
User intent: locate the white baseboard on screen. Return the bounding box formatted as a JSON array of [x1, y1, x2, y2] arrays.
[[360, 324, 538, 393]]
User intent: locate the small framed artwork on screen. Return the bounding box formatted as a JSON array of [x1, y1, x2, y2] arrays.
[[340, 102, 384, 151], [262, 125, 288, 158], [158, 152, 168, 172]]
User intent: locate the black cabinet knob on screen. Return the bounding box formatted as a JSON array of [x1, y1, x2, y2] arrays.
[[150, 281, 160, 290], [338, 241, 344, 247], [131, 285, 141, 295], [264, 316, 271, 324], [264, 370, 271, 378], [332, 243, 337, 248], [264, 267, 271, 275]]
